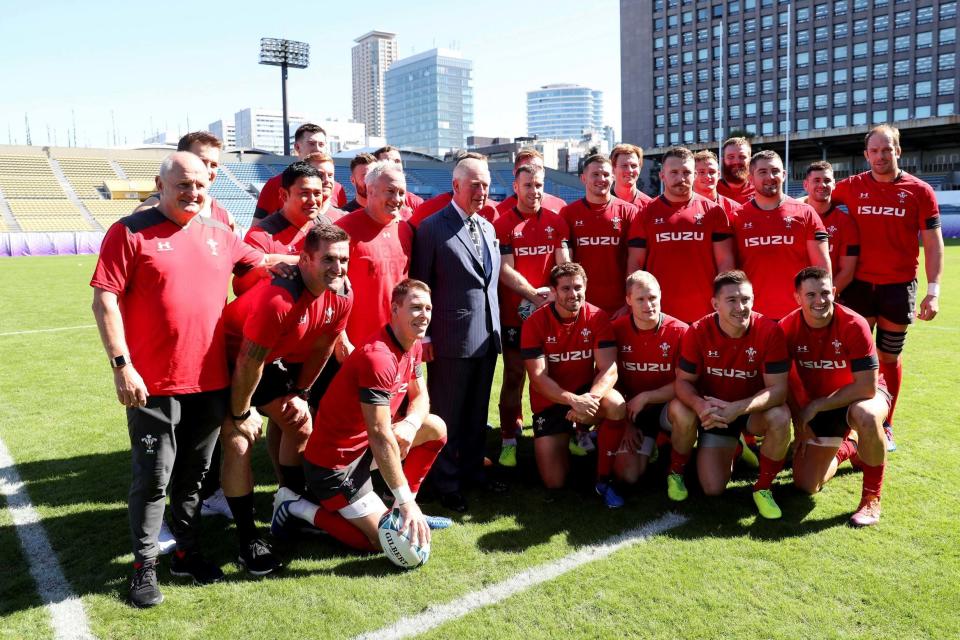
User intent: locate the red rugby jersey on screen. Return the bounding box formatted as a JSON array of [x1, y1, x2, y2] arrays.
[[91, 208, 263, 395], [622, 189, 654, 208], [613, 312, 688, 398], [819, 205, 860, 278], [494, 207, 570, 327], [627, 194, 733, 323], [560, 197, 639, 315], [734, 198, 828, 319], [520, 302, 616, 413], [832, 171, 940, 284], [678, 311, 789, 403], [780, 303, 881, 400], [409, 191, 498, 227], [234, 212, 334, 296], [496, 192, 566, 216], [335, 210, 414, 345], [304, 325, 422, 469], [223, 274, 351, 364], [254, 173, 347, 220], [716, 178, 756, 205]]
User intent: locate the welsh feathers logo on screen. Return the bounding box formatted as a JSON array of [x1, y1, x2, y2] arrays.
[[660, 342, 671, 357], [832, 339, 843, 354], [745, 347, 757, 363], [141, 434, 158, 455], [611, 217, 622, 231], [694, 213, 705, 225], [783, 216, 795, 230]]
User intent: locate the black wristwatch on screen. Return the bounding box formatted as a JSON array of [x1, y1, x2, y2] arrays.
[[232, 409, 252, 422], [110, 354, 131, 369]]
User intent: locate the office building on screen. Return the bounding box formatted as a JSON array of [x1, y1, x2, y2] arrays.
[[352, 31, 398, 138], [527, 84, 605, 140]]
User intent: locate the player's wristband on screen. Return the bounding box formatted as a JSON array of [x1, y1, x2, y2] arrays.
[[232, 409, 252, 422], [927, 282, 940, 297], [391, 484, 414, 505], [401, 416, 419, 430]]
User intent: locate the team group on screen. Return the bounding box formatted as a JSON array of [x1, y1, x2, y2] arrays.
[[89, 122, 943, 608]]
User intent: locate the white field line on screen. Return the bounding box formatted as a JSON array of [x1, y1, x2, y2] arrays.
[[0, 436, 97, 640], [353, 512, 688, 640], [0, 324, 96, 337]]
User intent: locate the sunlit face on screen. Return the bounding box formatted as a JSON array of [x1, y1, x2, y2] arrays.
[[281, 176, 325, 219], [351, 164, 369, 199], [513, 169, 544, 214], [367, 170, 406, 222], [722, 143, 751, 183], [750, 157, 785, 198], [713, 282, 754, 332], [379, 148, 403, 166], [553, 274, 586, 315], [300, 240, 349, 292], [312, 161, 336, 198], [661, 156, 694, 201], [392, 289, 432, 343], [803, 170, 835, 204], [614, 152, 641, 190], [795, 277, 835, 324], [452, 162, 491, 214], [295, 132, 326, 158], [864, 131, 901, 178], [695, 158, 720, 193], [627, 281, 661, 326], [581, 161, 613, 200], [189, 142, 220, 184], [157, 155, 209, 220]]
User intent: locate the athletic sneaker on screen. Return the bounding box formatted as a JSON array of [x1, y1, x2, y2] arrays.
[[498, 443, 517, 467], [595, 481, 625, 509], [739, 434, 760, 468], [169, 550, 223, 585], [237, 538, 281, 576], [424, 515, 454, 530], [883, 422, 897, 452], [667, 473, 688, 502], [569, 431, 595, 456], [752, 489, 782, 520], [157, 519, 176, 555], [128, 558, 163, 608], [271, 486, 301, 540], [849, 494, 881, 527], [201, 488, 234, 520]]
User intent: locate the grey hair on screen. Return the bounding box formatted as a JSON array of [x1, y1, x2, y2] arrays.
[[364, 159, 404, 189], [452, 157, 489, 183]]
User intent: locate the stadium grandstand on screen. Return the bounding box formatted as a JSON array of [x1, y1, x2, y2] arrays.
[[2, 142, 960, 256]]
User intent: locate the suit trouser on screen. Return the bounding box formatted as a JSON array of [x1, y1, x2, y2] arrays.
[[127, 389, 227, 563], [426, 350, 497, 494]]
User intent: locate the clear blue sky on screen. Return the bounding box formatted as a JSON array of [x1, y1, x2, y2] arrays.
[[0, 0, 621, 148]]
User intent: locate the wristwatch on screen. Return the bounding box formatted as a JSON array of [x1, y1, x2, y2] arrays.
[[110, 354, 131, 369]]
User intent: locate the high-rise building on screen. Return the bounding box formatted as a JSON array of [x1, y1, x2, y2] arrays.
[[352, 31, 398, 138], [385, 48, 474, 157], [234, 108, 309, 154], [208, 118, 236, 149], [620, 0, 960, 152], [526, 84, 605, 140]]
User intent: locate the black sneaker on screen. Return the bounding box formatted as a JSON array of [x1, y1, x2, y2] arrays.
[[129, 559, 163, 608], [169, 550, 224, 585], [237, 538, 282, 576]]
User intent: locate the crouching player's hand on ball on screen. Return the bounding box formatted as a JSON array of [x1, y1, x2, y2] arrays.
[[397, 497, 431, 548]]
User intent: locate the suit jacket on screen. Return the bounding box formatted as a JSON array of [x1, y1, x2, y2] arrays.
[[411, 204, 501, 358]]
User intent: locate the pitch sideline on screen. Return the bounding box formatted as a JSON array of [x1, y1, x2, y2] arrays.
[[0, 324, 97, 337], [0, 435, 97, 640], [352, 511, 689, 640]]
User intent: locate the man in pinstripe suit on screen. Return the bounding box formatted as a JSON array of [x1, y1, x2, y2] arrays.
[[411, 156, 502, 512]]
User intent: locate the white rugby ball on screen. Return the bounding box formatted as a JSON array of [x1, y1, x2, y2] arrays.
[[378, 508, 430, 569], [518, 288, 551, 321]]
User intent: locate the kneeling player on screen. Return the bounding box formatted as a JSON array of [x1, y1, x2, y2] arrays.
[[670, 270, 792, 519], [223, 225, 352, 574], [272, 279, 447, 553], [520, 262, 628, 507], [781, 267, 888, 526], [605, 271, 687, 485]]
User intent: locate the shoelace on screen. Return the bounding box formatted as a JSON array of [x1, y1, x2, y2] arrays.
[[133, 563, 157, 588]]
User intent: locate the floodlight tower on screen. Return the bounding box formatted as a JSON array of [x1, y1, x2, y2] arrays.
[[259, 38, 310, 156]]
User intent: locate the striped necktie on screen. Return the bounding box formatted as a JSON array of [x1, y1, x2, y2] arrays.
[[467, 216, 482, 257]]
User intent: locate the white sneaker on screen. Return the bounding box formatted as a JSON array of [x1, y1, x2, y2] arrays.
[[200, 488, 234, 520], [157, 519, 176, 555]]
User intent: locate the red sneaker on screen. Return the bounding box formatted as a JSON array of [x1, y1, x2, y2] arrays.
[[849, 494, 881, 527]]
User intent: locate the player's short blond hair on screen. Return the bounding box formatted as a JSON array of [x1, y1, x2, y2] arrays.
[[625, 270, 661, 294]]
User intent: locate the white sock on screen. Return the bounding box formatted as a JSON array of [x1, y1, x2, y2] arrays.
[[289, 497, 319, 524]]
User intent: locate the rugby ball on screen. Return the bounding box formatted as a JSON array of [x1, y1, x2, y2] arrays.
[[518, 288, 551, 321], [378, 508, 430, 569]]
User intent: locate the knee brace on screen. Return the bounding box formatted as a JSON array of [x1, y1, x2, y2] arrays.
[[876, 328, 907, 355]]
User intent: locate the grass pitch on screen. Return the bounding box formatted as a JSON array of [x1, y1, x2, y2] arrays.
[[1, 248, 959, 639]]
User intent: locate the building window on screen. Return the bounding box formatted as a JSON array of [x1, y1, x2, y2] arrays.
[[699, 108, 710, 122], [729, 63, 741, 78], [762, 100, 774, 115], [854, 0, 869, 10], [815, 93, 829, 108], [834, 91, 848, 107], [852, 112, 867, 125], [698, 88, 709, 102], [684, 111, 694, 124], [815, 26, 829, 42], [729, 42, 741, 56], [745, 82, 757, 96], [670, 112, 680, 125], [853, 42, 868, 58], [834, 45, 848, 61], [779, 98, 790, 112], [730, 104, 741, 118], [815, 116, 829, 129], [873, 15, 889, 31], [762, 36, 774, 51], [834, 114, 847, 127], [745, 103, 757, 116], [815, 49, 828, 63], [698, 68, 709, 81], [656, 114, 666, 127], [873, 86, 888, 102], [873, 63, 888, 79], [797, 74, 810, 89], [872, 110, 888, 123], [713, 3, 724, 17], [684, 130, 694, 144], [655, 57, 665, 70], [779, 10, 789, 26], [745, 60, 757, 74], [762, 57, 774, 71], [834, 1, 848, 15], [669, 91, 680, 105], [893, 108, 909, 121], [853, 89, 868, 104], [894, 10, 910, 28], [656, 134, 665, 146], [797, 118, 809, 131], [761, 14, 773, 29], [874, 39, 889, 55], [729, 84, 741, 98], [744, 18, 756, 32], [796, 6, 810, 21], [916, 5, 934, 24], [668, 14, 678, 28], [797, 29, 809, 45], [940, 53, 956, 71], [938, 103, 955, 116], [683, 51, 694, 64], [916, 32, 932, 48], [894, 35, 910, 52], [915, 105, 931, 118], [942, 2, 957, 20], [762, 79, 774, 94], [654, 37, 664, 49], [699, 129, 710, 143], [939, 78, 956, 95], [655, 95, 665, 108], [797, 96, 810, 110], [698, 48, 709, 62], [893, 84, 909, 100], [728, 21, 740, 36], [670, 132, 679, 144], [762, 122, 774, 135], [834, 68, 848, 84], [683, 10, 693, 24], [941, 28, 957, 45], [853, 19, 868, 35], [668, 34, 679, 47], [834, 23, 849, 38], [683, 90, 694, 104], [815, 71, 829, 87], [745, 40, 757, 54], [894, 59, 910, 76], [916, 81, 932, 98], [669, 74, 679, 87], [697, 28, 709, 42], [655, 76, 665, 89], [853, 65, 868, 81], [683, 31, 694, 45], [814, 3, 829, 18]]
